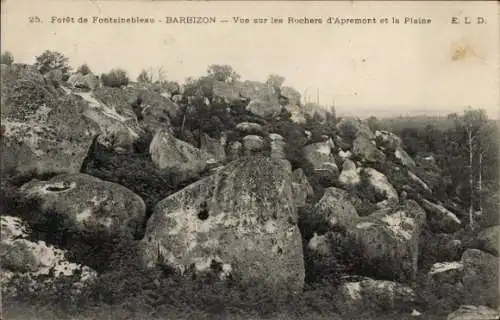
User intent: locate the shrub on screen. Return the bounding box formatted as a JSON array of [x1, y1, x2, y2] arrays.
[[1, 50, 14, 65], [76, 64, 91, 76], [34, 50, 71, 80], [101, 68, 129, 88]]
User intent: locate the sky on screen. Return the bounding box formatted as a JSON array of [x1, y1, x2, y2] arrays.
[[1, 0, 499, 118]]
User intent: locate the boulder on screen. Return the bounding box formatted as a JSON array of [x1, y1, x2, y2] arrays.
[[242, 135, 265, 154], [362, 168, 399, 206], [200, 132, 226, 162], [246, 99, 282, 119], [313, 187, 358, 230], [462, 249, 499, 308], [474, 225, 500, 257], [307, 232, 331, 257], [447, 305, 500, 320], [269, 133, 286, 159], [228, 141, 243, 160], [420, 232, 464, 268], [420, 199, 462, 233], [149, 129, 215, 179], [353, 135, 386, 164], [212, 81, 242, 104], [303, 139, 339, 185], [67, 73, 99, 91], [336, 118, 375, 141], [425, 262, 464, 312], [19, 173, 146, 237], [292, 168, 313, 208], [280, 86, 301, 106], [338, 150, 352, 160], [236, 122, 265, 136], [0, 216, 97, 299], [375, 130, 402, 151], [336, 200, 426, 282], [139, 157, 304, 291], [333, 278, 416, 315], [1, 100, 99, 181], [338, 159, 360, 188], [394, 147, 416, 169]]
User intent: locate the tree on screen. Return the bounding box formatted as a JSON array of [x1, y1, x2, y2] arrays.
[[1, 51, 14, 65], [101, 68, 129, 88], [77, 64, 92, 75], [34, 50, 71, 80], [207, 64, 240, 83], [266, 74, 285, 89], [137, 69, 152, 83]]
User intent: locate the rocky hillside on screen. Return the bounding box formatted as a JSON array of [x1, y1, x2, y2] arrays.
[[1, 61, 498, 320]]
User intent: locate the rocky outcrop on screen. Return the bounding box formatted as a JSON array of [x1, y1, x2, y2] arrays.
[[18, 173, 146, 237], [338, 159, 360, 188], [420, 199, 462, 233], [447, 305, 500, 320], [139, 157, 304, 291], [150, 129, 215, 179], [333, 278, 416, 315], [394, 147, 416, 169], [336, 118, 375, 141], [0, 216, 97, 299], [420, 232, 464, 268], [375, 130, 402, 152], [67, 72, 99, 91], [353, 135, 386, 164], [424, 262, 464, 312], [362, 168, 399, 206], [313, 187, 358, 230], [462, 249, 499, 308]]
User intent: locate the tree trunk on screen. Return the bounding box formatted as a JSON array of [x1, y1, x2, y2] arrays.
[[467, 126, 474, 228], [478, 152, 483, 215]]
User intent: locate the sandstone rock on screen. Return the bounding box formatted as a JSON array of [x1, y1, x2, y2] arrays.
[[67, 73, 99, 91], [338, 150, 352, 160], [407, 170, 432, 195], [200, 132, 226, 162], [291, 168, 314, 208], [280, 86, 301, 106], [307, 232, 331, 257], [246, 99, 282, 119], [0, 216, 96, 299], [242, 135, 265, 154], [335, 135, 353, 150], [425, 262, 464, 312], [353, 135, 386, 164], [395, 147, 417, 169], [269, 133, 286, 159], [362, 168, 399, 205], [284, 103, 306, 124], [236, 122, 265, 135], [303, 139, 339, 185], [375, 130, 402, 151], [420, 199, 462, 233], [333, 278, 416, 315], [447, 305, 500, 320], [313, 187, 358, 230], [139, 157, 304, 291], [462, 249, 499, 308], [420, 232, 464, 268], [338, 160, 360, 188], [19, 173, 146, 236], [336, 118, 375, 141], [1, 100, 98, 181], [212, 81, 242, 104], [150, 129, 215, 178], [474, 225, 500, 257], [337, 200, 426, 282]]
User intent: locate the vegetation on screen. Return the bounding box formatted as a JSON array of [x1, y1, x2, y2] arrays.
[[76, 64, 92, 75], [1, 50, 14, 65], [101, 68, 130, 88], [34, 50, 72, 80]]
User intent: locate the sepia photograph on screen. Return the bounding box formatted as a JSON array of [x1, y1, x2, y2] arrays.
[[0, 1, 499, 319]]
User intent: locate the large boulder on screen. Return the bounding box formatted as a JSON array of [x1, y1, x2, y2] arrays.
[[18, 173, 146, 237], [462, 249, 499, 308], [338, 159, 360, 188], [333, 278, 416, 315], [212, 81, 242, 104], [291, 168, 314, 208], [473, 225, 500, 257], [375, 130, 402, 152], [420, 199, 462, 233], [419, 232, 464, 268], [139, 157, 305, 291], [67, 72, 99, 91], [447, 305, 500, 320], [313, 187, 358, 230], [335, 200, 426, 282], [1, 95, 99, 181], [242, 134, 265, 155], [424, 262, 465, 312], [336, 118, 375, 141], [303, 139, 339, 185], [0, 216, 97, 299], [149, 129, 215, 180], [362, 168, 399, 206], [239, 81, 282, 119], [352, 135, 386, 164], [394, 147, 416, 169], [236, 122, 265, 136], [246, 99, 282, 119]]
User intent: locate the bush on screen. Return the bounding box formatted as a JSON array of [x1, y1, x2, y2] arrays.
[[101, 68, 129, 88], [1, 51, 14, 65], [76, 64, 91, 76], [34, 50, 71, 80]]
